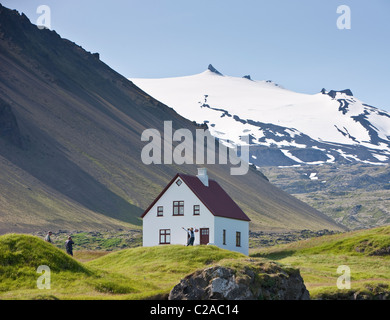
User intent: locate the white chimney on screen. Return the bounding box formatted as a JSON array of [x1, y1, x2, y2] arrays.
[[197, 168, 209, 187]]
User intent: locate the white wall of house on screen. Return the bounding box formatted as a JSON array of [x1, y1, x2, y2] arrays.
[[143, 177, 215, 247], [213, 216, 249, 255]]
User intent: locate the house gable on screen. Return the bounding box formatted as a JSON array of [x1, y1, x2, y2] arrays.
[[141, 174, 213, 220], [141, 173, 182, 218]]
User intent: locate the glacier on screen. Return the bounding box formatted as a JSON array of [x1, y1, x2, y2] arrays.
[[130, 65, 390, 167]]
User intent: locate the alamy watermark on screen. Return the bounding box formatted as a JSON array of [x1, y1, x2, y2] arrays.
[[37, 265, 51, 289], [141, 121, 249, 175], [337, 265, 351, 289], [337, 5, 351, 30], [36, 5, 51, 30]]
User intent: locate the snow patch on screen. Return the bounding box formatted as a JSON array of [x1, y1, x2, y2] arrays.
[[309, 173, 318, 180], [372, 153, 389, 161]]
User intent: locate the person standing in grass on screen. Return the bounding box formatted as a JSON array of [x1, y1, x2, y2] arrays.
[[182, 227, 195, 246], [65, 236, 74, 256], [44, 231, 53, 244]]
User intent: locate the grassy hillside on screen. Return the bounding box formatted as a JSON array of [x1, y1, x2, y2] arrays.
[[0, 234, 246, 299], [0, 4, 343, 234], [1, 231, 389, 299], [0, 234, 308, 300], [251, 225, 390, 299]]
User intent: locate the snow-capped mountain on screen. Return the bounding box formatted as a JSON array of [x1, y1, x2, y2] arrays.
[[130, 65, 390, 167]]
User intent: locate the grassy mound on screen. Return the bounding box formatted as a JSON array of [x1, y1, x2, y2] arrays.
[[0, 234, 89, 272], [251, 225, 390, 299], [0, 234, 93, 297], [87, 245, 245, 299]]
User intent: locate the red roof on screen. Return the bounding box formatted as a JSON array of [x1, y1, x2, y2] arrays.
[[141, 173, 250, 221]]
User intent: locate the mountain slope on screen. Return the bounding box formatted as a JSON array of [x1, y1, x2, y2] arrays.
[[0, 5, 343, 233], [130, 65, 390, 167], [262, 163, 390, 230]]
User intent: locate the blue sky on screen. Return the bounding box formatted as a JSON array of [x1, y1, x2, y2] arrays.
[[3, 0, 390, 110]]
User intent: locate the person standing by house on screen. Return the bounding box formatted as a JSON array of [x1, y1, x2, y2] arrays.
[[44, 231, 53, 244], [65, 236, 74, 256], [182, 227, 195, 246]]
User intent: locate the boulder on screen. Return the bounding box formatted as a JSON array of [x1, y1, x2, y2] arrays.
[[168, 260, 310, 300]]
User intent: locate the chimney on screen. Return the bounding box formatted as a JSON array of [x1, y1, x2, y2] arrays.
[[197, 168, 209, 187]]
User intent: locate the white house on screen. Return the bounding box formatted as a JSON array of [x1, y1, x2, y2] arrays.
[[141, 168, 250, 255]]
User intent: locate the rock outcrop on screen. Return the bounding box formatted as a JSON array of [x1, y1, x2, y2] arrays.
[[169, 261, 310, 300], [208, 64, 223, 76], [327, 89, 354, 99]]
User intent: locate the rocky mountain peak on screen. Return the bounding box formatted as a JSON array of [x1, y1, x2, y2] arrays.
[[208, 64, 223, 76]]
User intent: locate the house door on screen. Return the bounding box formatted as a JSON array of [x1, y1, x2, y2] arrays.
[[200, 228, 209, 245]]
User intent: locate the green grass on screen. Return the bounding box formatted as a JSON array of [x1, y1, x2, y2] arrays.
[[1, 228, 389, 300], [0, 234, 244, 299], [0, 234, 96, 299], [250, 225, 390, 299], [0, 234, 89, 273], [86, 245, 245, 299], [44, 230, 142, 252], [67, 232, 124, 250]]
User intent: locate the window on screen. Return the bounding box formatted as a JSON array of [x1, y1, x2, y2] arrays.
[[223, 229, 226, 245], [193, 205, 200, 215], [157, 206, 163, 217], [236, 232, 241, 247], [176, 179, 182, 186], [159, 229, 171, 244], [173, 201, 184, 216]]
